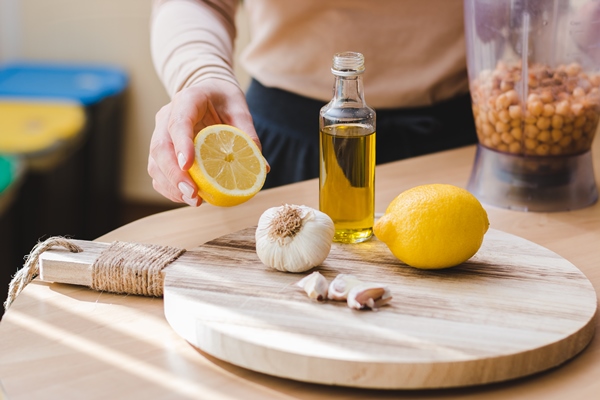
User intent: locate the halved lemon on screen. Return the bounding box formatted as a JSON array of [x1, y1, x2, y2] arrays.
[[189, 124, 267, 207]]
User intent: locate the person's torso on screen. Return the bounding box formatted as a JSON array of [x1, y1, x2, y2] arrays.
[[241, 0, 469, 108]]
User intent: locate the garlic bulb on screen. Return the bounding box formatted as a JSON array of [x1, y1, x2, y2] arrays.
[[255, 204, 335, 272]]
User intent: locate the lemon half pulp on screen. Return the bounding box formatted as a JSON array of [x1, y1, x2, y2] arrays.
[[189, 124, 267, 207]]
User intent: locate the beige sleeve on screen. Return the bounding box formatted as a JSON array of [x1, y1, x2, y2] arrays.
[[150, 0, 240, 98]]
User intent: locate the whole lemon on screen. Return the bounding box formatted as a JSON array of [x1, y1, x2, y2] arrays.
[[374, 184, 489, 269]]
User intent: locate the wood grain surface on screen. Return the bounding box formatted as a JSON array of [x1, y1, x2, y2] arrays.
[[163, 226, 598, 389]]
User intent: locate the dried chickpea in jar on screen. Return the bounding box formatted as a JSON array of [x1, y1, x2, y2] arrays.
[[470, 62, 600, 157]]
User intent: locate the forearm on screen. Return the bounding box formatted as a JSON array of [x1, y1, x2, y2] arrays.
[[151, 0, 240, 97]]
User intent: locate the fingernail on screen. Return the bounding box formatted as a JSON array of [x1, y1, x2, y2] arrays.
[[177, 152, 186, 170], [182, 195, 200, 207], [178, 182, 195, 198]]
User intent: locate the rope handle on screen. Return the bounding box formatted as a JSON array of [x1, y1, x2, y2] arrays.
[[4, 236, 186, 310]]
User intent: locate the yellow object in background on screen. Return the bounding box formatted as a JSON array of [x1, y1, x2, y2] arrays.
[[0, 100, 86, 169]]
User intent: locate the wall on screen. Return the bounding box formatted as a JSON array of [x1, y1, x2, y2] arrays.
[[4, 0, 249, 205]]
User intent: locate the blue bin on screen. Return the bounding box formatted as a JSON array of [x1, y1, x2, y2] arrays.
[[0, 62, 128, 241], [0, 62, 127, 105]]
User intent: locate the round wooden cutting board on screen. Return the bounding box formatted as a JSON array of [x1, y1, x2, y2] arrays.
[[163, 227, 597, 389]]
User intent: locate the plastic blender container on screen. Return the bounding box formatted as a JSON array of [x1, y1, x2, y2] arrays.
[[464, 0, 600, 211]]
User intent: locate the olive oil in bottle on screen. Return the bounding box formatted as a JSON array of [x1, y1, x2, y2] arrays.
[[319, 52, 376, 243]]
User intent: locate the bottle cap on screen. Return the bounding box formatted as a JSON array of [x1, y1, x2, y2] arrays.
[[331, 52, 365, 76]]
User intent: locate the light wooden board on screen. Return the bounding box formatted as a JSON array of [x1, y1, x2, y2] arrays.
[[162, 227, 598, 389]]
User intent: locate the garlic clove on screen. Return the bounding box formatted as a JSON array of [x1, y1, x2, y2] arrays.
[[327, 274, 363, 301], [347, 283, 392, 310], [296, 271, 329, 301]]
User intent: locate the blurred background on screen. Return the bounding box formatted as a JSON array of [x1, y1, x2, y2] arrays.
[[0, 0, 250, 306]]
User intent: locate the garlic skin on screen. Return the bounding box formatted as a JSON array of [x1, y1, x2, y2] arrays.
[[327, 274, 363, 301], [255, 204, 335, 272], [296, 271, 329, 301], [347, 283, 392, 310]]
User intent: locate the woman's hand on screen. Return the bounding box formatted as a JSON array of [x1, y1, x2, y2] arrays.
[[148, 79, 260, 206]]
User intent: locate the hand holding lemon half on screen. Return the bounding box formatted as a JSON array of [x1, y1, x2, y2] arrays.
[[374, 184, 489, 269], [188, 124, 267, 207]]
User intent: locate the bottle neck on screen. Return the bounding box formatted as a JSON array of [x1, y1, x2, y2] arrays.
[[332, 73, 366, 107]]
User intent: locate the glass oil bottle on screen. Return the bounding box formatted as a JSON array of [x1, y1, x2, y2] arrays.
[[319, 51, 376, 243]]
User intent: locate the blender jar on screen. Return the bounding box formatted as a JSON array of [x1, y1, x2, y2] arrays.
[[464, 0, 600, 211]]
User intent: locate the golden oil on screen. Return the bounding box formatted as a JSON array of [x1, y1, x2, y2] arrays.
[[320, 124, 375, 243], [319, 52, 376, 243]]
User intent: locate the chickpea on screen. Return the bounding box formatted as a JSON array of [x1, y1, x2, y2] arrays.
[[536, 116, 551, 131], [497, 143, 509, 152], [563, 124, 574, 134], [505, 89, 520, 105], [498, 109, 511, 123], [556, 101, 571, 116], [528, 100, 544, 117], [559, 136, 572, 147], [495, 121, 510, 133], [511, 118, 522, 128], [551, 114, 564, 129], [524, 124, 540, 138], [510, 127, 523, 140], [488, 110, 498, 125], [571, 103, 584, 117], [540, 90, 554, 104], [551, 129, 563, 143], [528, 93, 541, 103], [501, 132, 514, 144], [572, 129, 583, 140], [524, 113, 537, 124], [479, 110, 489, 124], [542, 104, 555, 117], [491, 133, 501, 146], [525, 138, 538, 150], [482, 122, 494, 136], [508, 105, 522, 119], [509, 142, 521, 154], [495, 93, 510, 110], [537, 130, 551, 143]]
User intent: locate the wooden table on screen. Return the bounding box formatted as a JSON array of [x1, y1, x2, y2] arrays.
[[1, 141, 599, 400]]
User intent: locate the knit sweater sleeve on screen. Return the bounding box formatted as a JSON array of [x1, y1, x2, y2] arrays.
[[150, 0, 240, 98]]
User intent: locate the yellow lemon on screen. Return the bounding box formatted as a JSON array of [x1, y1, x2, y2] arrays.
[[189, 124, 267, 207], [374, 184, 489, 269]]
